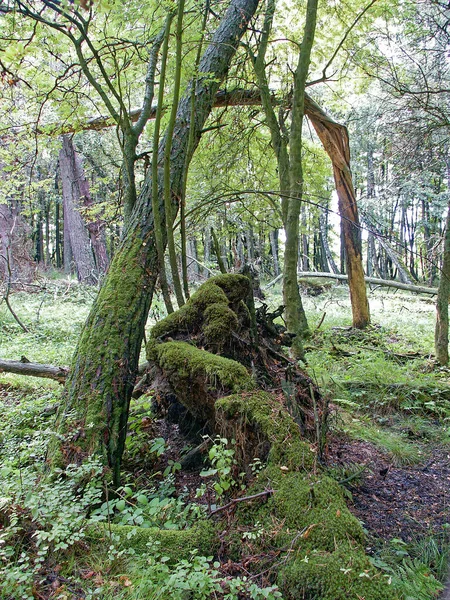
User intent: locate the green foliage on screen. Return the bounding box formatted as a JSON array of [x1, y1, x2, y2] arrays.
[[370, 537, 446, 600], [91, 479, 205, 530], [0, 457, 104, 600], [200, 436, 242, 499], [343, 416, 422, 465], [126, 543, 282, 599]]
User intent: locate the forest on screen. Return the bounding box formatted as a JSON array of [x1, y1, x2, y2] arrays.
[[0, 0, 449, 598]]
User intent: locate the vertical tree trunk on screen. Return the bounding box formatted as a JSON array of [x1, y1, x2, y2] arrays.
[[63, 206, 73, 274], [435, 160, 450, 365], [55, 198, 62, 269], [319, 212, 338, 274], [54, 0, 260, 484], [59, 136, 98, 284], [0, 202, 16, 279], [203, 224, 211, 277], [187, 237, 200, 280], [269, 229, 280, 276]]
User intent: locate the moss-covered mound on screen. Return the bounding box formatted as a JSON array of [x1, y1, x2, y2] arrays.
[[216, 391, 394, 600], [141, 277, 390, 595], [147, 340, 252, 423], [150, 274, 251, 348], [87, 520, 217, 563]]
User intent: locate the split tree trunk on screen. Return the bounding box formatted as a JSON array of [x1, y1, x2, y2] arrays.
[[54, 0, 260, 485], [304, 94, 370, 329]]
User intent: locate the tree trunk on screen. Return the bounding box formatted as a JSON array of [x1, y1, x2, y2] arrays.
[[435, 179, 450, 365], [304, 94, 370, 329], [54, 0, 260, 484], [0, 202, 16, 279], [59, 136, 98, 284], [269, 229, 280, 276], [319, 212, 338, 274]]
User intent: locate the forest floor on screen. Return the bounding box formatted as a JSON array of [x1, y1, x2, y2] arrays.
[[0, 275, 449, 599]]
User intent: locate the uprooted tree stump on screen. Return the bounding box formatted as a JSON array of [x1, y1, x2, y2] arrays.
[[105, 275, 393, 598], [82, 274, 394, 598], [144, 273, 321, 460]]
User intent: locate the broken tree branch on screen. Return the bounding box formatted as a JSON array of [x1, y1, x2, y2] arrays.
[[0, 359, 149, 383]]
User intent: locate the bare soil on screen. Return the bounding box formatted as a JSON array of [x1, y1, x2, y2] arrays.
[[327, 434, 450, 543]]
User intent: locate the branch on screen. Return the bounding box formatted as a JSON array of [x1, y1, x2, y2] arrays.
[[0, 359, 149, 383], [209, 488, 274, 516], [0, 359, 68, 382]]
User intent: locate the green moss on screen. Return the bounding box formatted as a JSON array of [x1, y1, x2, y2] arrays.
[[209, 274, 251, 304], [153, 341, 251, 391], [203, 303, 239, 343], [266, 469, 365, 551], [280, 544, 394, 600], [87, 520, 217, 562], [216, 392, 392, 598], [216, 392, 314, 470], [52, 231, 149, 472], [149, 274, 251, 342]]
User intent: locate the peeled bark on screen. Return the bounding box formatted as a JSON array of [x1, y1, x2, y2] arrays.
[[304, 94, 370, 329], [54, 0, 260, 484]]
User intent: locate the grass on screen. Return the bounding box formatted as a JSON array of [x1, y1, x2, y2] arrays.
[[341, 414, 423, 465]]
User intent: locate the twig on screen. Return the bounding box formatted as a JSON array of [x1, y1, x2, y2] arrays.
[[1, 250, 29, 332], [209, 488, 274, 516], [315, 311, 326, 331]]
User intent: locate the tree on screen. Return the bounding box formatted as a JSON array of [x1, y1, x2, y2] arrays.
[[46, 0, 262, 483]]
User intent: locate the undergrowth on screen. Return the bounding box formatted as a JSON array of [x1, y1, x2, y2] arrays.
[[0, 282, 449, 599]]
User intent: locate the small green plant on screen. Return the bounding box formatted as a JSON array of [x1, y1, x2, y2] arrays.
[[370, 537, 445, 600], [130, 543, 282, 599], [0, 457, 104, 600], [91, 479, 205, 530], [200, 436, 242, 499]]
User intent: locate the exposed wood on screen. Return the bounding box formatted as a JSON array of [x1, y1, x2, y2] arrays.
[[304, 94, 370, 329], [0, 359, 68, 383], [296, 271, 437, 295], [0, 359, 149, 383]]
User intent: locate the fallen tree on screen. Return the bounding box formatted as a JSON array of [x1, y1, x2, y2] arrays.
[[0, 359, 148, 383], [265, 272, 437, 295], [0, 359, 68, 383]]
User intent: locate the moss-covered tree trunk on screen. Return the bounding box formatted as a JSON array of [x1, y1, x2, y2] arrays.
[[282, 0, 318, 353], [435, 199, 450, 365], [54, 0, 260, 485]]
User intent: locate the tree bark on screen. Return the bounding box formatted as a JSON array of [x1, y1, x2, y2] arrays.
[[59, 136, 98, 284], [304, 95, 370, 329], [54, 0, 260, 485], [435, 192, 450, 364]]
